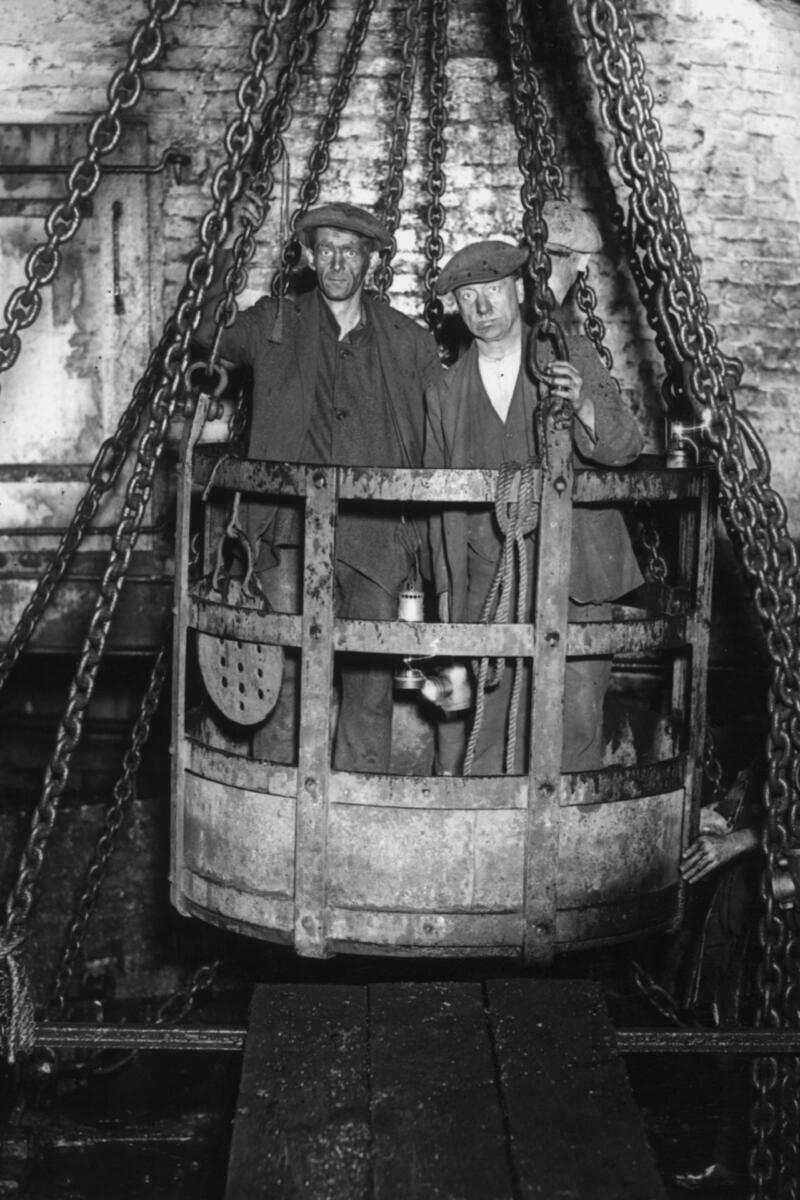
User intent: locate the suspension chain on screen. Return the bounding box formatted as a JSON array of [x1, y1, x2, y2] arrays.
[[504, 0, 561, 322], [574, 267, 613, 369], [85, 959, 222, 1077], [634, 501, 669, 586], [568, 3, 800, 1195], [0, 331, 175, 695], [373, 0, 424, 300], [48, 644, 169, 1015], [421, 0, 449, 333], [0, 1, 292, 965], [206, 0, 329, 364], [0, 0, 184, 385], [269, 0, 376, 296]]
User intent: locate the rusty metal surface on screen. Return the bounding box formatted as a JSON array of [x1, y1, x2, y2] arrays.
[[523, 419, 573, 964], [566, 614, 686, 654], [560, 756, 685, 806], [292, 466, 336, 958], [190, 596, 301, 648], [173, 446, 715, 960], [574, 466, 710, 502], [187, 738, 297, 799], [195, 450, 710, 507]]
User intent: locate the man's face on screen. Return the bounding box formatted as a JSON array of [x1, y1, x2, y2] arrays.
[[308, 226, 374, 303], [453, 275, 523, 344]]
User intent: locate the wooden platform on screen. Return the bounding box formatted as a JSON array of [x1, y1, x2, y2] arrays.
[[225, 979, 667, 1199]]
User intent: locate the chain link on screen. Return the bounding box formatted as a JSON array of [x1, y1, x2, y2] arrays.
[[568, 3, 800, 1194], [84, 960, 221, 1077], [270, 0, 376, 296], [574, 267, 613, 368], [634, 501, 668, 586], [420, 0, 449, 333], [48, 645, 168, 1015], [373, 0, 424, 300], [504, 0, 562, 323], [0, 0, 184, 384], [205, 0, 329, 361], [0, 331, 176, 695], [1, 2, 294, 965]]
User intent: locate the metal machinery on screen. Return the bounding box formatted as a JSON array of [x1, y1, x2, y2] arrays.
[[1, 0, 799, 1194], [172, 400, 716, 963]]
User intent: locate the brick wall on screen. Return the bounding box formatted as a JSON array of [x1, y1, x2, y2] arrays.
[[2, 0, 799, 525]]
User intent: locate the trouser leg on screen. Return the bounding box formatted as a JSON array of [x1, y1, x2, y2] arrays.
[[468, 661, 529, 775], [562, 657, 612, 772], [251, 546, 301, 766], [468, 657, 611, 774], [333, 563, 396, 773]]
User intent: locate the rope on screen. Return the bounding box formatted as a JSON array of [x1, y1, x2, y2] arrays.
[[464, 461, 539, 775], [0, 934, 36, 1064]]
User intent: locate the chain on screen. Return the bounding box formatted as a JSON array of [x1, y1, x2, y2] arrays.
[[48, 645, 168, 1015], [373, 0, 424, 300], [574, 267, 613, 368], [0, 2, 292, 962], [204, 0, 329, 362], [0, 0, 183, 386], [270, 0, 376, 295], [85, 960, 222, 1077], [634, 501, 668, 586], [420, 0, 449, 333], [568, 3, 800, 1194], [197, 0, 306, 371], [0, 331, 175, 696], [504, 0, 562, 322]]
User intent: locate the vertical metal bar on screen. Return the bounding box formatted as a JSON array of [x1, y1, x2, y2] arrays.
[[682, 470, 716, 847], [170, 394, 212, 915], [293, 465, 337, 957], [523, 424, 574, 963]]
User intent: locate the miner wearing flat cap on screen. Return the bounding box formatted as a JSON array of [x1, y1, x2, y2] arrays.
[[197, 197, 442, 774], [425, 201, 643, 775]]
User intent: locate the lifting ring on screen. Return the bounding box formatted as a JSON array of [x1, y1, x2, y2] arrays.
[[525, 315, 569, 384]]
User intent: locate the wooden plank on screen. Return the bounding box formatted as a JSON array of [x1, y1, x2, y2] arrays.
[[487, 979, 668, 1199], [224, 985, 371, 1200], [227, 981, 669, 1199], [369, 982, 514, 1199]]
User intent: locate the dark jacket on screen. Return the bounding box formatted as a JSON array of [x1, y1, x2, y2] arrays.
[[220, 288, 440, 468], [218, 287, 443, 582], [424, 330, 644, 620]]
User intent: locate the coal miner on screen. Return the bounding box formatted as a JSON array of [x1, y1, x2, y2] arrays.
[[197, 199, 442, 772], [424, 202, 644, 775]]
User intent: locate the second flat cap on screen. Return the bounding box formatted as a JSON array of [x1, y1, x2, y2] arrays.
[[295, 202, 392, 249], [543, 200, 602, 253], [435, 240, 528, 295]]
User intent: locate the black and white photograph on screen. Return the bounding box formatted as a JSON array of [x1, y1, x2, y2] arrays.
[[1, 1, 798, 1196]]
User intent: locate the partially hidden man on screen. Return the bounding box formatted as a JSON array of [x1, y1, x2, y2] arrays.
[[197, 199, 443, 772], [424, 201, 644, 775]]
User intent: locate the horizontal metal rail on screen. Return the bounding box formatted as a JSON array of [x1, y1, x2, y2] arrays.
[[193, 450, 710, 505], [32, 1023, 800, 1054]]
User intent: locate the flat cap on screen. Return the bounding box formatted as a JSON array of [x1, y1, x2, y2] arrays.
[[295, 202, 391, 249], [543, 200, 602, 253], [435, 240, 528, 295]]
